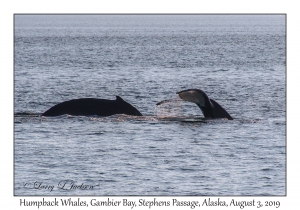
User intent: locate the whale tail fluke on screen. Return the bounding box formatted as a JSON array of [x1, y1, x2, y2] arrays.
[[210, 99, 233, 120], [177, 89, 233, 120]]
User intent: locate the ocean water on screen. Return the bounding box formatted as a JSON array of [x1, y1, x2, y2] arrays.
[[14, 15, 286, 196]]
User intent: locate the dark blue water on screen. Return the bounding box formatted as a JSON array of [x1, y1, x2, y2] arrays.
[[14, 15, 286, 196]]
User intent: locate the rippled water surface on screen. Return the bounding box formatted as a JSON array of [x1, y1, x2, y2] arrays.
[[14, 15, 286, 196]]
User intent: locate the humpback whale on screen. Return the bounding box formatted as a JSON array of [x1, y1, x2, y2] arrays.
[[176, 89, 233, 120], [42, 96, 142, 117]]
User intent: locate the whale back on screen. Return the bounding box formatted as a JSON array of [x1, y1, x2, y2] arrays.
[[42, 96, 142, 117]]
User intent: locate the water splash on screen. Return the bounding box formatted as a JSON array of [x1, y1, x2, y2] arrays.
[[155, 96, 183, 117]]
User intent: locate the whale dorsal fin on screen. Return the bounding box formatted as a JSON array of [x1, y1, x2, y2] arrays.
[[116, 96, 124, 101]]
